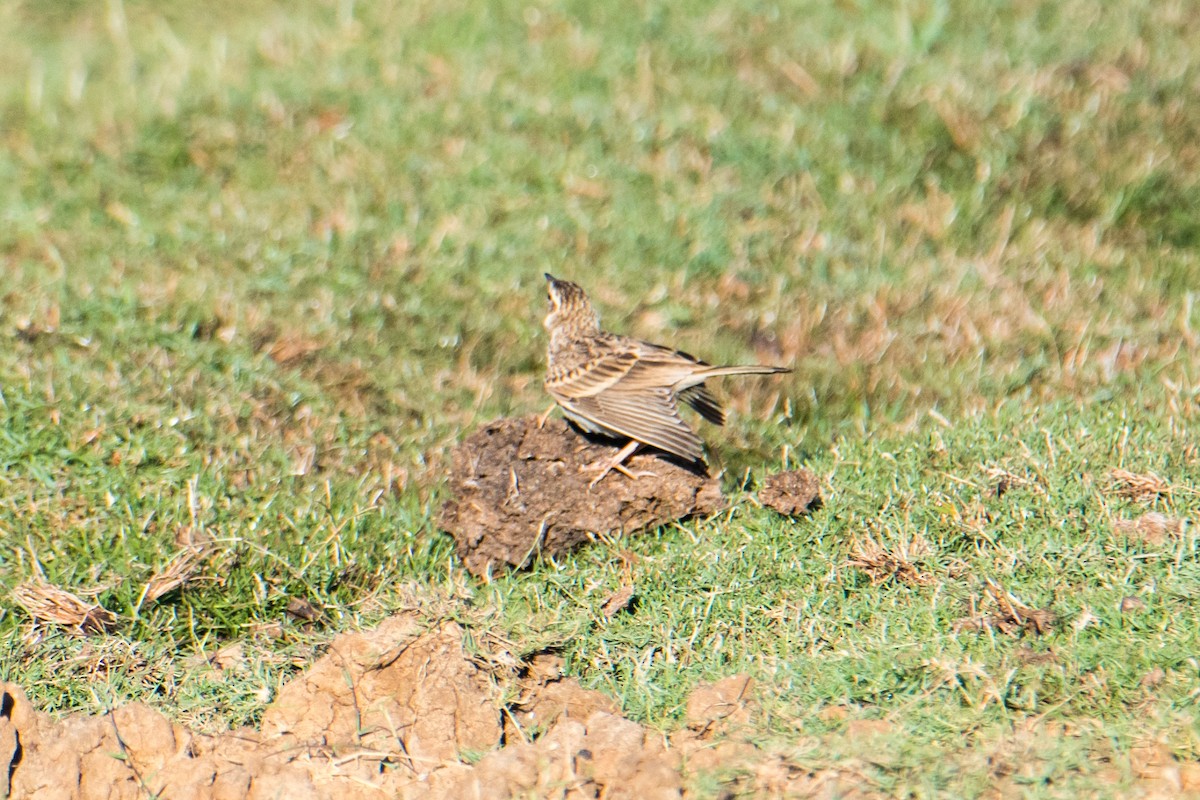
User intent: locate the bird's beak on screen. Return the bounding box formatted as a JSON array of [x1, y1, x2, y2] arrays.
[[544, 273, 556, 283]]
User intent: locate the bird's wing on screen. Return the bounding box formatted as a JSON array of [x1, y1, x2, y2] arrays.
[[562, 386, 704, 462], [546, 336, 785, 461], [545, 348, 641, 399], [602, 343, 710, 390], [546, 343, 705, 461]]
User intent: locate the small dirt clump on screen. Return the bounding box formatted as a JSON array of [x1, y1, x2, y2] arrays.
[[439, 415, 725, 576], [757, 468, 822, 517]]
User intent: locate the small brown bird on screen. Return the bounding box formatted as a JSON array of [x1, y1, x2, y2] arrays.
[[542, 274, 790, 486]]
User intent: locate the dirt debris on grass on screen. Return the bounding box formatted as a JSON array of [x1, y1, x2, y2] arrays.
[[1112, 511, 1188, 545], [683, 674, 755, 736], [505, 651, 621, 740], [600, 583, 637, 619], [438, 415, 725, 576], [756, 468, 822, 517]]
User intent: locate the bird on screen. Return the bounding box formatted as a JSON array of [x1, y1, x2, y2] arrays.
[[542, 273, 790, 487]]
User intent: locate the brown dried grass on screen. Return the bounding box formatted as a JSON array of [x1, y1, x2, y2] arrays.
[[138, 545, 213, 610], [1106, 468, 1171, 502], [847, 534, 934, 586], [11, 578, 119, 635], [955, 579, 1057, 636]]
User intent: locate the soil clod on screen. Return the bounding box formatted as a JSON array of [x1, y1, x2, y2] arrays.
[[439, 415, 725, 576], [757, 468, 822, 517]]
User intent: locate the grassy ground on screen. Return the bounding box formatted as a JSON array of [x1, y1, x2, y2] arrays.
[[2, 0, 1199, 794]]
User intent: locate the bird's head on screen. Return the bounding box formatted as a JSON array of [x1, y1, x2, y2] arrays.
[[543, 274, 600, 343]]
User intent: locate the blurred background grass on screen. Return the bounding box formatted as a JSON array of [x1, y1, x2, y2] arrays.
[[2, 0, 1199, 792]]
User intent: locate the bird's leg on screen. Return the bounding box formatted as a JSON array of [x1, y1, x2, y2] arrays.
[[588, 440, 655, 489], [536, 403, 558, 429]]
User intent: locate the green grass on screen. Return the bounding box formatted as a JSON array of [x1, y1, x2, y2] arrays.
[[2, 0, 1200, 794]]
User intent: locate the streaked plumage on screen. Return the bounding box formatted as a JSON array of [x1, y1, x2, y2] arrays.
[[542, 274, 790, 483]]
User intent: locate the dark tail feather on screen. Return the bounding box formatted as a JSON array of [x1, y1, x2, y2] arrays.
[[678, 384, 726, 426]]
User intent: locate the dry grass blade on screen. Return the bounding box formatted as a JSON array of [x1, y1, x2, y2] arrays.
[[264, 332, 323, 366], [12, 578, 119, 635], [601, 584, 636, 618], [981, 466, 1041, 499], [847, 535, 933, 586], [140, 545, 213, 608], [955, 579, 1056, 636], [1112, 512, 1187, 545], [1106, 468, 1171, 502]]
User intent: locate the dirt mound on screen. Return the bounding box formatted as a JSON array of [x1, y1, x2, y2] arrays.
[[259, 613, 501, 771], [439, 415, 725, 576]]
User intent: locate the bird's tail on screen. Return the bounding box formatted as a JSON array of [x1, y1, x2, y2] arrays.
[[694, 364, 791, 380], [672, 364, 790, 396]]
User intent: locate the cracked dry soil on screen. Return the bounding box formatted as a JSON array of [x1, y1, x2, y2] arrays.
[[0, 612, 834, 799], [7, 611, 1200, 799]]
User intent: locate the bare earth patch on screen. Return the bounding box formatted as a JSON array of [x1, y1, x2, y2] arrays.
[[438, 415, 725, 576], [1, 613, 503, 799], [3, 612, 1200, 798], [0, 614, 772, 799]]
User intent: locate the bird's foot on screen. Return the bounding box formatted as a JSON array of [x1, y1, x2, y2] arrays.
[[536, 403, 558, 429], [587, 460, 656, 489], [585, 440, 653, 489]]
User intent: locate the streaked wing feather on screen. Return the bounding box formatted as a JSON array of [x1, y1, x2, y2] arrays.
[[545, 349, 640, 398], [546, 332, 789, 461], [561, 389, 704, 462]]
